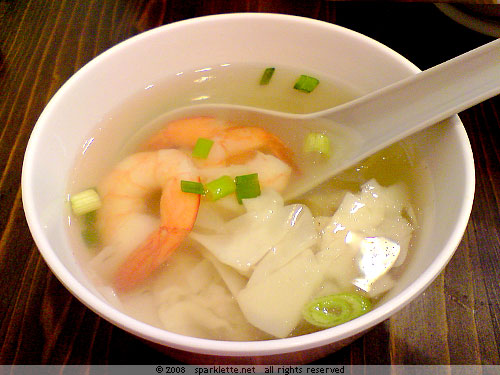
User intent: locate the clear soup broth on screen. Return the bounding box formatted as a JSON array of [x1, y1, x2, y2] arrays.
[[68, 64, 431, 341]]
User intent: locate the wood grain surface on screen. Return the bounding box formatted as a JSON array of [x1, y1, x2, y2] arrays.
[[0, 0, 499, 365]]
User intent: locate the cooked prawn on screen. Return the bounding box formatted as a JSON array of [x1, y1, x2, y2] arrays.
[[142, 116, 298, 171], [97, 149, 200, 291], [96, 117, 296, 291]]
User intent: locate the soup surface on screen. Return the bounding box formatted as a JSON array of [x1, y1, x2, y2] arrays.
[[68, 64, 430, 340]]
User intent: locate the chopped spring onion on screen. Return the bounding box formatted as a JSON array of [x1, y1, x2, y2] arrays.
[[83, 210, 97, 226], [235, 173, 261, 204], [82, 227, 99, 247], [302, 293, 372, 328], [181, 180, 205, 195], [70, 188, 101, 216], [260, 67, 275, 85], [294, 75, 319, 93], [205, 175, 236, 201], [192, 137, 214, 159], [303, 132, 330, 156]]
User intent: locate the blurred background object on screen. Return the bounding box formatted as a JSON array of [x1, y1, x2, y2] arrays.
[[437, 3, 500, 37]]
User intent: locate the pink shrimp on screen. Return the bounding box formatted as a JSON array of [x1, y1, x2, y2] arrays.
[[97, 149, 200, 291], [97, 117, 296, 291], [141, 116, 298, 171]]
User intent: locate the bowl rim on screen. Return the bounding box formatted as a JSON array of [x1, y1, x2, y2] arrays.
[[22, 12, 475, 356]]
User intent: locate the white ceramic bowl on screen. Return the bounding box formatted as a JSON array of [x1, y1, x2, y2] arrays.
[[22, 13, 474, 364]]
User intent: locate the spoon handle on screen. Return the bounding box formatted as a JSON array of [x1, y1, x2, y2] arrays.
[[320, 38, 500, 153]]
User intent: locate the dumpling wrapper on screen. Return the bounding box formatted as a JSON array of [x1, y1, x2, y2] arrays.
[[157, 283, 267, 341], [318, 179, 414, 290], [190, 189, 322, 338], [201, 249, 248, 296], [247, 204, 318, 288], [190, 189, 301, 275], [153, 249, 266, 341], [237, 249, 324, 338]]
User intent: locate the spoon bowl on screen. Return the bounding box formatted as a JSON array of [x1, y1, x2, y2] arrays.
[[143, 38, 500, 200]]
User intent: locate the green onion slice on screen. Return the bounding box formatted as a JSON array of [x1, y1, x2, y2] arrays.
[[83, 210, 98, 227], [205, 175, 236, 201], [70, 188, 102, 216], [181, 180, 205, 195], [235, 173, 261, 204], [294, 75, 319, 93], [303, 132, 330, 157], [302, 293, 372, 328], [192, 137, 214, 159], [82, 227, 99, 247], [260, 67, 275, 85]]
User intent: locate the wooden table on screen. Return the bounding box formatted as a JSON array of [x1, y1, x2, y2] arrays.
[[1, 1, 499, 365]]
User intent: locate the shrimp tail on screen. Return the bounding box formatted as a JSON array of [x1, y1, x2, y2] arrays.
[[113, 174, 201, 291], [260, 131, 299, 173], [113, 226, 189, 291]]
